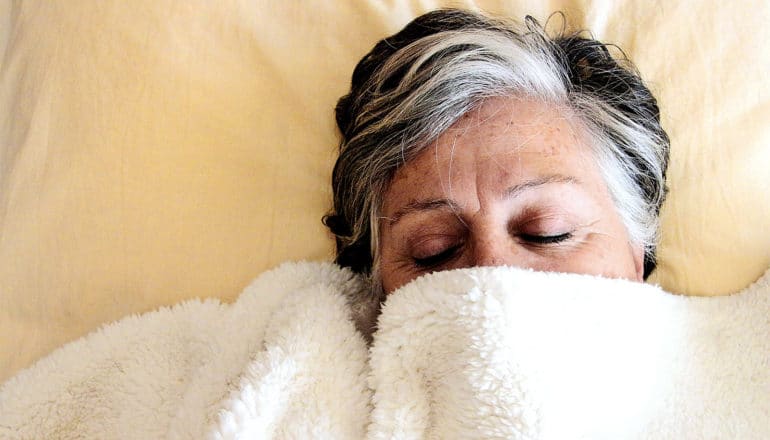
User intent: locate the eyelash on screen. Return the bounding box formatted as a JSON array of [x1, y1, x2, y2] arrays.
[[519, 232, 573, 245], [412, 232, 573, 268], [413, 245, 461, 268]]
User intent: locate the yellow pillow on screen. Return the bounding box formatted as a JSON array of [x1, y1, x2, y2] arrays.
[[1, 0, 768, 383]]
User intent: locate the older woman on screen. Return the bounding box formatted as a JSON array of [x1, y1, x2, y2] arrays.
[[324, 8, 669, 298]]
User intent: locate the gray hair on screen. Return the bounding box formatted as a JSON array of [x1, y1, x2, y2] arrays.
[[324, 9, 669, 298]]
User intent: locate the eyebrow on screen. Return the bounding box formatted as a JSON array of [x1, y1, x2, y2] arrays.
[[387, 174, 580, 226], [503, 174, 580, 199], [387, 199, 461, 226]]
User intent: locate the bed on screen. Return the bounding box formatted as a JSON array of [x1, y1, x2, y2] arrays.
[[1, 0, 769, 386]]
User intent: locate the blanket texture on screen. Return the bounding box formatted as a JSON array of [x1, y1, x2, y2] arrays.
[[0, 262, 768, 439]]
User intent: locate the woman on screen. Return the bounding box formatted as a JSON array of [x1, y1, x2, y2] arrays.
[[325, 9, 669, 300]]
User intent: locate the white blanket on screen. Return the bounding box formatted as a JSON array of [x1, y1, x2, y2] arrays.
[[1, 262, 768, 439]]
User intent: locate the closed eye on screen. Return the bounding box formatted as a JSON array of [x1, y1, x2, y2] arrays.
[[519, 232, 572, 244], [413, 245, 461, 268]]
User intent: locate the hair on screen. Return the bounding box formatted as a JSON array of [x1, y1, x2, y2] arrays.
[[324, 8, 670, 296]]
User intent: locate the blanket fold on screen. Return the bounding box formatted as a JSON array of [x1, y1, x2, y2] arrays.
[[369, 268, 769, 438], [1, 262, 768, 439]]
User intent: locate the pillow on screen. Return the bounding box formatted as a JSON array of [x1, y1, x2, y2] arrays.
[[1, 0, 768, 383]]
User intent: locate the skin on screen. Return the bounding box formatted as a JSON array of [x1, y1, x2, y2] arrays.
[[378, 96, 644, 294]]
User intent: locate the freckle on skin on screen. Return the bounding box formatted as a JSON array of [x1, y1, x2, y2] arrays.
[[379, 97, 643, 292]]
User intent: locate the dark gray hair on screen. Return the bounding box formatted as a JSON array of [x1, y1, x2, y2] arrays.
[[324, 9, 669, 291]]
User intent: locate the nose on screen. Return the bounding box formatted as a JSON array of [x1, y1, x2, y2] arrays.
[[470, 230, 522, 268]]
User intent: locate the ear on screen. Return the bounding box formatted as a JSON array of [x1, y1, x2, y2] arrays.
[[632, 244, 645, 282]]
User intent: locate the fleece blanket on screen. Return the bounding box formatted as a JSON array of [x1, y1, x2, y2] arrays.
[[0, 262, 768, 439]]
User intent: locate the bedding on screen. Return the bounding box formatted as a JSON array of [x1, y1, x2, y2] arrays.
[[1, 262, 768, 438], [1, 0, 769, 384]]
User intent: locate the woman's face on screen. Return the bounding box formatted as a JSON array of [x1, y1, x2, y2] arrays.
[[379, 97, 644, 294]]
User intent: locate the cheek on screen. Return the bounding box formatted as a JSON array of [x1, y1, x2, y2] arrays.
[[567, 233, 638, 280], [379, 260, 411, 295], [563, 181, 640, 279], [378, 230, 413, 294]]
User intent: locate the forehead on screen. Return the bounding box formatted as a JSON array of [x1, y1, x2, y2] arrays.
[[383, 97, 596, 209], [447, 96, 584, 149]]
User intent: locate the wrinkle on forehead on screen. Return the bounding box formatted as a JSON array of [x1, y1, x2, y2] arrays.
[[442, 97, 585, 158], [383, 96, 599, 217], [431, 97, 591, 195]]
